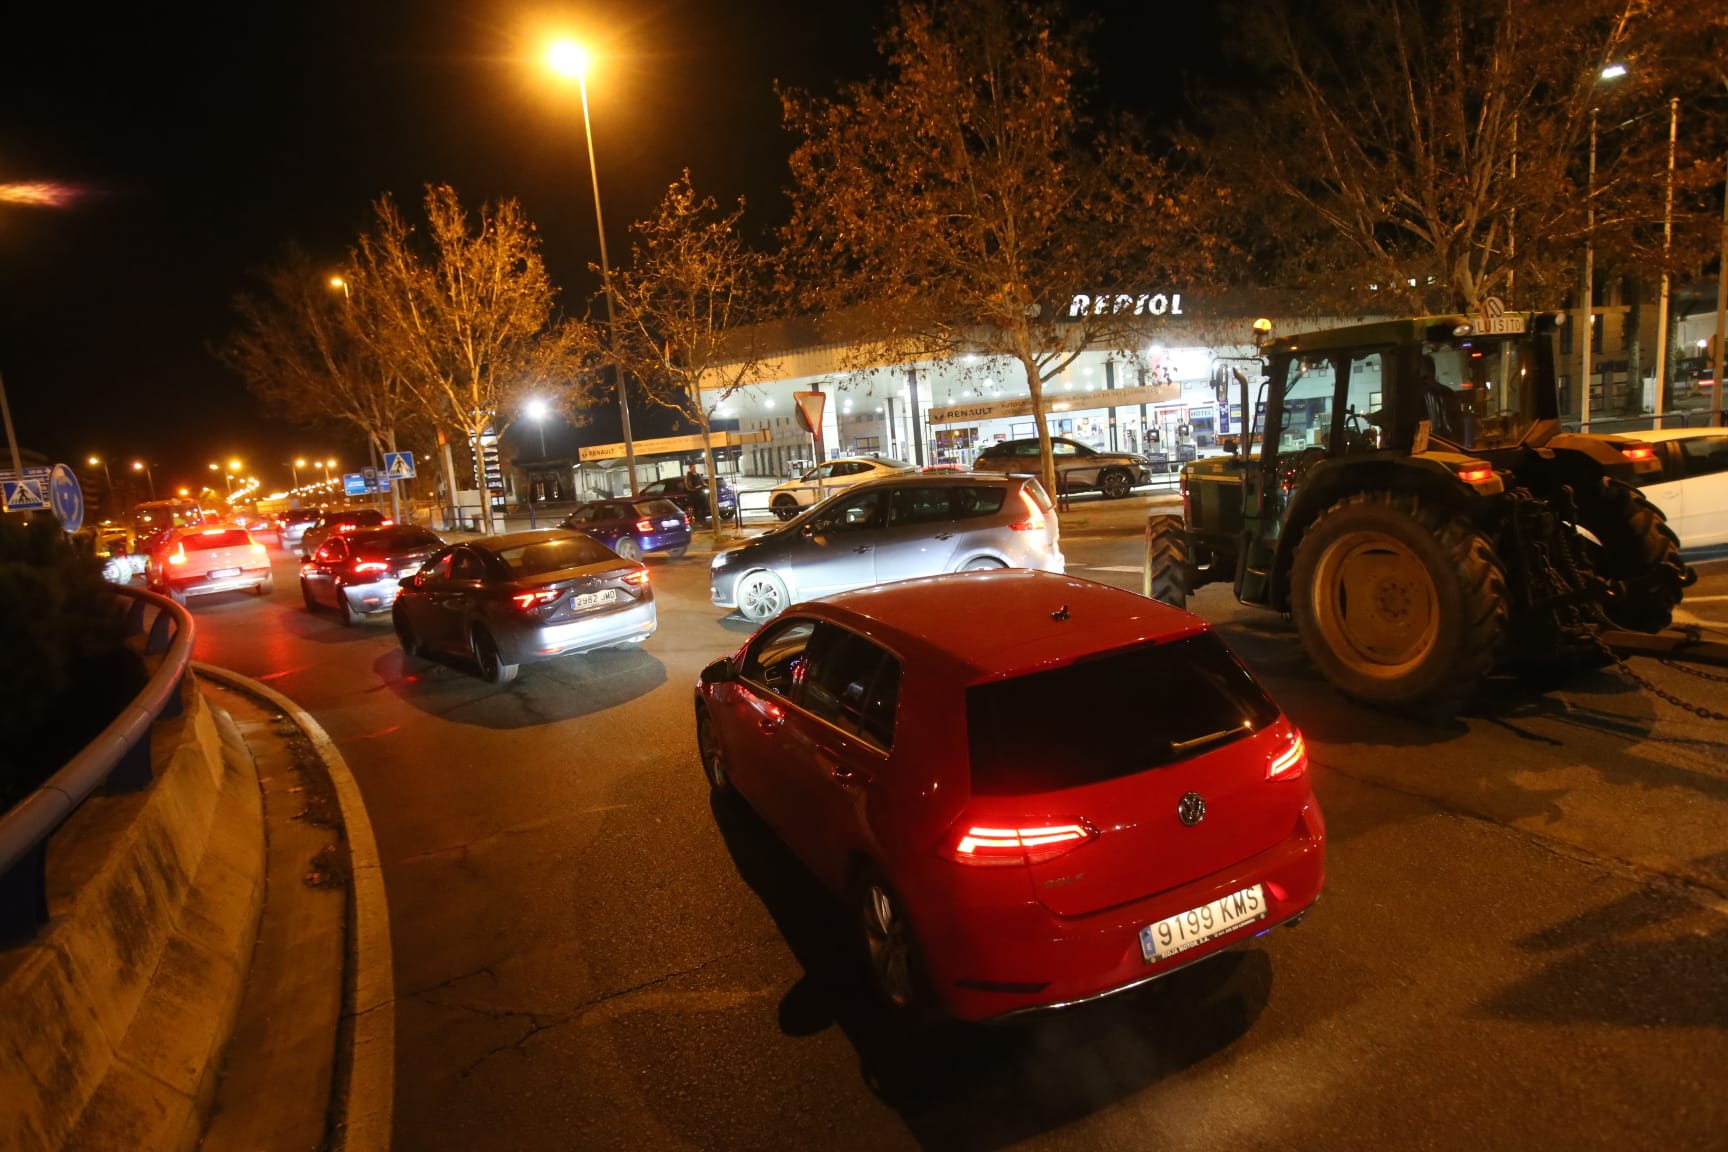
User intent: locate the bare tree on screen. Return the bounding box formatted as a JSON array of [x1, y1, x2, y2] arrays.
[[608, 172, 778, 543], [355, 185, 603, 531], [781, 0, 1218, 498], [1211, 0, 1727, 313], [226, 247, 424, 484]]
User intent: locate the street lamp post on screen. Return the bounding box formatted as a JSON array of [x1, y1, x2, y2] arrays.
[[549, 41, 637, 495], [291, 457, 306, 489], [132, 460, 156, 501], [1652, 97, 1679, 426], [1581, 106, 1598, 431], [87, 455, 114, 513], [323, 458, 337, 488], [524, 398, 551, 529]]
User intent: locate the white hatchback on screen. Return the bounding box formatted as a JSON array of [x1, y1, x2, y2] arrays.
[[1619, 427, 1728, 552], [767, 456, 915, 521]]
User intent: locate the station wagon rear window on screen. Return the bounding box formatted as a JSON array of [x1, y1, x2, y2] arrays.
[[965, 632, 1280, 796]]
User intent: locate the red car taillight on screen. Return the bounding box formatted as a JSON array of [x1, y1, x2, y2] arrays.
[[1619, 445, 1655, 462], [168, 546, 187, 566], [1007, 490, 1047, 532], [635, 518, 655, 533], [622, 568, 650, 587], [946, 819, 1097, 866], [352, 560, 389, 575], [1268, 729, 1308, 780], [511, 589, 561, 611]]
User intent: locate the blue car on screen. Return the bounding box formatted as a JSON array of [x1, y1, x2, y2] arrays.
[[561, 497, 691, 561]]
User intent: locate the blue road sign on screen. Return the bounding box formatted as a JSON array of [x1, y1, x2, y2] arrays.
[[49, 463, 83, 532], [0, 465, 51, 483], [3, 478, 48, 512], [383, 451, 416, 480], [343, 472, 375, 497]]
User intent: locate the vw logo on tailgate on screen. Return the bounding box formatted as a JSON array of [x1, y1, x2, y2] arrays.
[[1177, 791, 1208, 827]]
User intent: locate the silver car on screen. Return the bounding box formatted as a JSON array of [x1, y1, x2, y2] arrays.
[[971, 436, 1159, 497], [711, 472, 1064, 621], [392, 529, 656, 684]]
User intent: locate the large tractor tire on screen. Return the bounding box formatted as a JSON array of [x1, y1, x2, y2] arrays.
[[1570, 478, 1688, 634], [1291, 492, 1507, 708], [1144, 515, 1192, 610]]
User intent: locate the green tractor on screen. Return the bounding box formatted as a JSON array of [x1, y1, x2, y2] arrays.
[[1146, 306, 1694, 708]]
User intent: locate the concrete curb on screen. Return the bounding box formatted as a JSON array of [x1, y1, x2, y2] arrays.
[[190, 664, 394, 1152]]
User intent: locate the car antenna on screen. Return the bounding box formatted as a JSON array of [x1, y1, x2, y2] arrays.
[[1051, 603, 1070, 622]]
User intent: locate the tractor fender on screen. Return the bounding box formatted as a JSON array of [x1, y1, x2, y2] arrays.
[[1539, 433, 1662, 484], [1269, 456, 1481, 613]]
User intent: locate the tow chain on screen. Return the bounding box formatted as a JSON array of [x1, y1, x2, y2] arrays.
[[1590, 634, 1728, 722]]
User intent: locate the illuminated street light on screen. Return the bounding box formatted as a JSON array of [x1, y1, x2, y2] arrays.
[[291, 457, 307, 488], [329, 276, 350, 300], [86, 454, 113, 491], [1601, 63, 1628, 80], [131, 459, 156, 501], [546, 38, 636, 494], [322, 458, 337, 486]]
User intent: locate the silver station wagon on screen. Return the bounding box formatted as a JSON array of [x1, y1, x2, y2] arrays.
[[710, 471, 1064, 621]]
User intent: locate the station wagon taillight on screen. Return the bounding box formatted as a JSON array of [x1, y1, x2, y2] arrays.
[[946, 819, 1097, 865], [1007, 490, 1047, 532]]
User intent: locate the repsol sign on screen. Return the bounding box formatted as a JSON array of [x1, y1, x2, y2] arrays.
[[1068, 292, 1185, 318]]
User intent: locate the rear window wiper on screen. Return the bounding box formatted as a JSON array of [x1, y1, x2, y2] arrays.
[[1169, 725, 1250, 755]]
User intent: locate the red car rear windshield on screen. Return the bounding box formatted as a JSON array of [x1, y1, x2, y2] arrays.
[[965, 633, 1280, 796], [183, 529, 252, 551]]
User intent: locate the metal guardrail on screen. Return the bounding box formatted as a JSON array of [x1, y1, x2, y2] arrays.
[[0, 586, 194, 944]]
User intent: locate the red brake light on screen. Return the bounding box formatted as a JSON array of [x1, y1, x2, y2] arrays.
[[947, 819, 1096, 865], [381, 518, 394, 526], [622, 567, 650, 586], [1619, 445, 1655, 462], [1008, 490, 1047, 532], [635, 518, 654, 533], [1268, 730, 1307, 780], [1456, 466, 1495, 484], [511, 589, 561, 610], [352, 560, 389, 575], [168, 545, 187, 566]]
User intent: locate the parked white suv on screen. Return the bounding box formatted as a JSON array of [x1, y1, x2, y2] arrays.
[[767, 456, 915, 521]]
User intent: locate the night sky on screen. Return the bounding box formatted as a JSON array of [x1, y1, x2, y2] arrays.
[[0, 0, 1223, 499]]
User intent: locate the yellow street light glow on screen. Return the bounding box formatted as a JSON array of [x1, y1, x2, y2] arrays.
[[87, 455, 100, 466], [329, 277, 345, 290], [547, 39, 589, 79], [228, 459, 242, 472], [295, 457, 307, 467], [132, 461, 145, 472], [178, 488, 189, 497], [208, 463, 219, 471]]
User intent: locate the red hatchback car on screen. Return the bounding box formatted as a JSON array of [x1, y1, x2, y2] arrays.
[[693, 569, 1325, 1023]]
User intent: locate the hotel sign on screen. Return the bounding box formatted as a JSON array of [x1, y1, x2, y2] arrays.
[[929, 382, 1182, 425], [578, 429, 769, 462]]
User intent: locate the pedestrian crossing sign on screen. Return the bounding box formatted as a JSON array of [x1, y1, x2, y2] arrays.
[[3, 478, 47, 512], [384, 451, 417, 480]]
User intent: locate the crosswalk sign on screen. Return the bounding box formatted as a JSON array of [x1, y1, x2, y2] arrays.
[[3, 478, 48, 512], [383, 451, 417, 480]]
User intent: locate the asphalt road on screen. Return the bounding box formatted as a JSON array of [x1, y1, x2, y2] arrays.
[[186, 533, 1728, 1152]]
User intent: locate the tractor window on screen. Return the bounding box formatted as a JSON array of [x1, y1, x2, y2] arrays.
[[1338, 351, 1387, 453], [1421, 336, 1542, 450], [1277, 355, 1336, 453]]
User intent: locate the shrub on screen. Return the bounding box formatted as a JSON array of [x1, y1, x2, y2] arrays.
[[0, 515, 147, 810]]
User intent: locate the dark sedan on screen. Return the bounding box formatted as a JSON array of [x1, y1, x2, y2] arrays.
[[300, 525, 446, 624], [391, 529, 656, 683], [560, 497, 691, 561], [639, 476, 739, 524]]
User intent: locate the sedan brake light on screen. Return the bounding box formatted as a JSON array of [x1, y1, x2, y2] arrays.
[[352, 560, 389, 575], [1268, 730, 1307, 780], [511, 589, 562, 610], [946, 819, 1097, 866], [622, 568, 650, 586], [1007, 490, 1047, 532]]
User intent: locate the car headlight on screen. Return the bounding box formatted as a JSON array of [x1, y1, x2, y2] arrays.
[[711, 550, 734, 569], [1129, 455, 1149, 465]]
